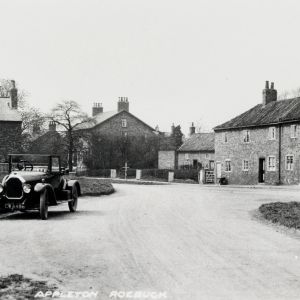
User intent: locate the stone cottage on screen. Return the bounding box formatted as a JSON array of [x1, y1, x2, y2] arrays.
[[214, 81, 300, 185], [0, 80, 22, 161], [177, 124, 215, 170]]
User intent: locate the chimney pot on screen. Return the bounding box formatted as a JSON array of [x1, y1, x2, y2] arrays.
[[265, 81, 269, 89], [263, 80, 277, 106], [92, 102, 103, 116], [118, 97, 129, 112]]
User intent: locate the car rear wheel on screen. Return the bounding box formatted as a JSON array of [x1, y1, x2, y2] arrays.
[[68, 185, 78, 212], [40, 189, 49, 220]]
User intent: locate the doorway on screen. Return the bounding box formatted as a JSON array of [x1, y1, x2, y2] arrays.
[[258, 158, 265, 183]]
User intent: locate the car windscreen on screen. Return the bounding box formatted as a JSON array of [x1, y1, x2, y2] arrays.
[[10, 155, 50, 172]]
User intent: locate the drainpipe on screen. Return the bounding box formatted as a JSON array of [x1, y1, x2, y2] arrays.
[[278, 123, 282, 184]]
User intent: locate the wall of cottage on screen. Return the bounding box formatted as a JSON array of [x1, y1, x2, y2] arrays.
[[0, 121, 22, 162], [215, 123, 300, 185], [215, 127, 279, 185], [158, 150, 176, 169], [177, 152, 215, 169], [92, 111, 156, 137], [280, 123, 300, 184]]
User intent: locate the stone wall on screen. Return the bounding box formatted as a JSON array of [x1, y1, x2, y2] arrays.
[[215, 124, 300, 185], [158, 151, 176, 169], [280, 124, 300, 184]]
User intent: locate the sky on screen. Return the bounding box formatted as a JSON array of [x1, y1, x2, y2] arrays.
[[1, 0, 300, 135]]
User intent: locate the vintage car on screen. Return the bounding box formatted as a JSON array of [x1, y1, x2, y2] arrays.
[[0, 154, 81, 220]]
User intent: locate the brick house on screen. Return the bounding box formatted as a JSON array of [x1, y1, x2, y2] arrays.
[[77, 97, 160, 169], [177, 125, 215, 170], [214, 81, 300, 185], [29, 122, 66, 162], [0, 80, 22, 161]]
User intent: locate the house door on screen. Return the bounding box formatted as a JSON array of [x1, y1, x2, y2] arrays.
[[258, 158, 265, 183], [216, 162, 222, 179]]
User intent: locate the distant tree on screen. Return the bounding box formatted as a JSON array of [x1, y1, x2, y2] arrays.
[[172, 125, 183, 149], [48, 100, 93, 171]]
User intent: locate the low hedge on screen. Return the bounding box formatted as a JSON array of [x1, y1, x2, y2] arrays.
[[77, 168, 199, 182]]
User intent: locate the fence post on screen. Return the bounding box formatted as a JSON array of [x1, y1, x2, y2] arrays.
[[110, 169, 117, 178], [168, 171, 174, 182], [136, 169, 142, 180], [198, 169, 205, 184]]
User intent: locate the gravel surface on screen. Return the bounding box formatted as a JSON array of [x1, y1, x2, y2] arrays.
[[0, 184, 300, 299]]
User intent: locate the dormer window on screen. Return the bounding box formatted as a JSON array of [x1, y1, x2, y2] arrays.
[[121, 119, 127, 128], [243, 130, 250, 143]]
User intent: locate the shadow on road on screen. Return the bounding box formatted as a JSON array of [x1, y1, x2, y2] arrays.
[[0, 209, 105, 221]]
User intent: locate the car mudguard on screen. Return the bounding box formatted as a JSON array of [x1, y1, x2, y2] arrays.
[[34, 183, 57, 205], [66, 180, 81, 196]]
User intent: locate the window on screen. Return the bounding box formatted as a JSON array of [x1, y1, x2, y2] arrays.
[[225, 160, 231, 172], [185, 153, 189, 160], [286, 155, 294, 170], [122, 131, 128, 137], [205, 153, 209, 159], [242, 160, 249, 171], [243, 130, 250, 143], [267, 156, 276, 171], [223, 132, 228, 143], [291, 125, 297, 138], [268, 127, 276, 140], [121, 119, 127, 128]]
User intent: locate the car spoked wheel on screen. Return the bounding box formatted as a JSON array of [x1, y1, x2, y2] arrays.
[[68, 185, 78, 212], [40, 189, 49, 220]]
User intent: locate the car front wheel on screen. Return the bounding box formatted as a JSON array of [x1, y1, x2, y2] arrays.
[[40, 189, 49, 220], [68, 185, 78, 212]]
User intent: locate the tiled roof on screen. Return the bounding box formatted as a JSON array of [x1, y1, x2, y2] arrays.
[[214, 97, 300, 131], [178, 132, 215, 152], [0, 97, 21, 122]]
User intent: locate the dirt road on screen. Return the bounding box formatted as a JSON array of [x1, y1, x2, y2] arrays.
[[1, 184, 300, 299]]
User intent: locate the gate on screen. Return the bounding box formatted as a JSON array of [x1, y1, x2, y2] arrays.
[[205, 170, 215, 184]]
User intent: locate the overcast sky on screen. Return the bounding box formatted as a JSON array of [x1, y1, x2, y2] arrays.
[[1, 0, 300, 134]]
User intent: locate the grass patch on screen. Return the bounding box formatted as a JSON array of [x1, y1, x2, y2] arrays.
[[0, 274, 55, 299], [259, 202, 300, 229]]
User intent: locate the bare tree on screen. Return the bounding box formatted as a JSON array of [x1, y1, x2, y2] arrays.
[[278, 87, 300, 100], [48, 100, 93, 171]]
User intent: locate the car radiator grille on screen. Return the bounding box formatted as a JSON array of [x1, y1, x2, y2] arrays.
[[6, 178, 23, 198]]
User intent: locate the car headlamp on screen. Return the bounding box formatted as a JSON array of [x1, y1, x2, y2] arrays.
[[23, 184, 31, 194], [0, 184, 3, 194]]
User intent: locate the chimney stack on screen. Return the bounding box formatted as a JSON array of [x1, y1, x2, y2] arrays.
[[92, 102, 103, 116], [49, 121, 56, 132], [10, 80, 18, 109], [117, 97, 129, 112], [189, 122, 196, 136], [263, 80, 277, 106]]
